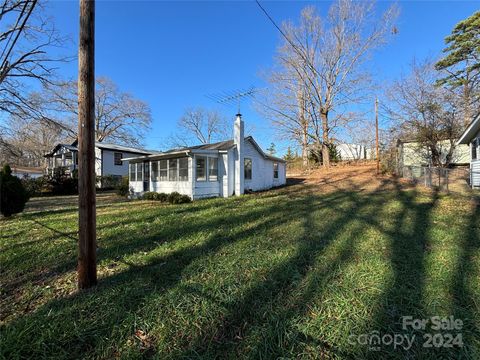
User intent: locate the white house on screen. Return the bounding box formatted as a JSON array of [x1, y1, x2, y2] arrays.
[[457, 113, 480, 188], [126, 114, 287, 199], [44, 140, 155, 183], [397, 139, 470, 168], [336, 143, 373, 161], [11, 166, 44, 179]]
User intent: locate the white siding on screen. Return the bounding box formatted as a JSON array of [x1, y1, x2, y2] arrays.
[[95, 148, 102, 176], [243, 139, 286, 192], [471, 130, 480, 188], [192, 154, 221, 199], [472, 160, 480, 188], [151, 157, 194, 197], [100, 149, 147, 177]]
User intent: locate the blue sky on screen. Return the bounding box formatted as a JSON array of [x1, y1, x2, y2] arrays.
[[44, 0, 478, 155]]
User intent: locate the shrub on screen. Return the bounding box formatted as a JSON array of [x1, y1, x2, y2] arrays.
[[97, 175, 122, 190], [168, 192, 191, 204], [142, 191, 159, 200], [157, 193, 168, 202], [116, 176, 130, 197], [48, 170, 78, 195], [0, 165, 30, 217], [141, 191, 190, 204], [21, 176, 46, 197]]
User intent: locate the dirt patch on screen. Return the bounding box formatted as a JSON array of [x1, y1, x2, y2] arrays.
[[289, 163, 414, 194]]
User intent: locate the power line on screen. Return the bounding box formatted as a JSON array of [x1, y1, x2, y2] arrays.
[[255, 0, 320, 82]]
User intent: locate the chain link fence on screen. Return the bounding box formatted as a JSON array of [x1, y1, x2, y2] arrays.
[[401, 166, 471, 192]]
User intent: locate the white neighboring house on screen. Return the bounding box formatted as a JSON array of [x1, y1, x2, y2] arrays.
[[44, 140, 155, 184], [396, 139, 470, 167], [457, 113, 480, 188], [336, 143, 373, 161], [11, 166, 44, 179], [126, 114, 287, 199]]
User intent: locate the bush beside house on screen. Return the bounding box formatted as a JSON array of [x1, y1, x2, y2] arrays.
[[141, 191, 191, 204], [1, 165, 30, 217]]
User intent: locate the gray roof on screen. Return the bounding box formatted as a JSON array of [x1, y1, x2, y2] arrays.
[[45, 141, 157, 157], [94, 142, 157, 154], [161, 139, 235, 154], [124, 136, 286, 163]]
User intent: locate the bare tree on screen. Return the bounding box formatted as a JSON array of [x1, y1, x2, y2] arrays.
[[0, 0, 70, 117], [260, 1, 398, 167], [47, 77, 152, 146], [0, 89, 73, 167], [386, 59, 464, 167], [170, 107, 228, 147]]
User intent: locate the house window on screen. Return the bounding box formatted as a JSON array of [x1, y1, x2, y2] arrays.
[[114, 152, 123, 166], [129, 163, 135, 181], [273, 162, 279, 179], [179, 157, 188, 181], [244, 158, 252, 180], [472, 138, 478, 160], [196, 156, 206, 181], [151, 161, 158, 181], [208, 157, 218, 181], [136, 163, 143, 181], [169, 159, 178, 181], [159, 160, 167, 181]]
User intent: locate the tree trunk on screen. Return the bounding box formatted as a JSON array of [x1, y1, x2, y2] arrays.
[[463, 77, 471, 127], [321, 110, 330, 168], [302, 129, 308, 168]]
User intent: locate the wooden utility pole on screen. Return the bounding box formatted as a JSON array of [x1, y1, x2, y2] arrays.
[[77, 0, 96, 289], [375, 97, 379, 175]]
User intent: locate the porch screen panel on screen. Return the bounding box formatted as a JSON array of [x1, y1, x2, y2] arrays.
[[136, 163, 143, 181], [159, 160, 167, 181], [179, 158, 188, 181], [169, 159, 178, 181], [129, 163, 135, 181], [196, 156, 206, 181], [151, 161, 159, 181], [208, 157, 218, 181]]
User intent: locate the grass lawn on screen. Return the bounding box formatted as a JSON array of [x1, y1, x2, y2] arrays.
[[1, 166, 479, 359]]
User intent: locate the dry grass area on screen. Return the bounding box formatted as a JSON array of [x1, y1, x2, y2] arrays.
[[289, 162, 472, 195]]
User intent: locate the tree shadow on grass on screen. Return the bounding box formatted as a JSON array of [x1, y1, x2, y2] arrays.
[[174, 185, 385, 359], [357, 180, 440, 359], [451, 196, 480, 359], [0, 187, 355, 359]]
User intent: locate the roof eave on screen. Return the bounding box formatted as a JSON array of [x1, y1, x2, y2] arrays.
[[456, 114, 480, 145]]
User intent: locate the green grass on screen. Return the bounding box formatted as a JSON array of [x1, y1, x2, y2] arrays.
[[0, 180, 479, 359]]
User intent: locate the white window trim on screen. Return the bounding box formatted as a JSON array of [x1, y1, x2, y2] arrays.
[[114, 152, 123, 166]]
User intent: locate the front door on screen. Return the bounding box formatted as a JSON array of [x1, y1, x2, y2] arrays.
[[143, 161, 150, 191]]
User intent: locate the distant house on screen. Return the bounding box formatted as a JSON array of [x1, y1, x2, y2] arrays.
[[335, 143, 373, 161], [44, 140, 155, 184], [396, 139, 470, 168], [11, 166, 44, 179], [126, 114, 287, 199], [457, 113, 480, 188]]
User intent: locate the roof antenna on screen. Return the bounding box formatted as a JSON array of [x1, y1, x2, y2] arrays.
[[206, 86, 257, 116]]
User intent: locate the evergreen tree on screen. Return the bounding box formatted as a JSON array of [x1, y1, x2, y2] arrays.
[[267, 142, 277, 155], [283, 146, 294, 161], [435, 11, 480, 124]]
